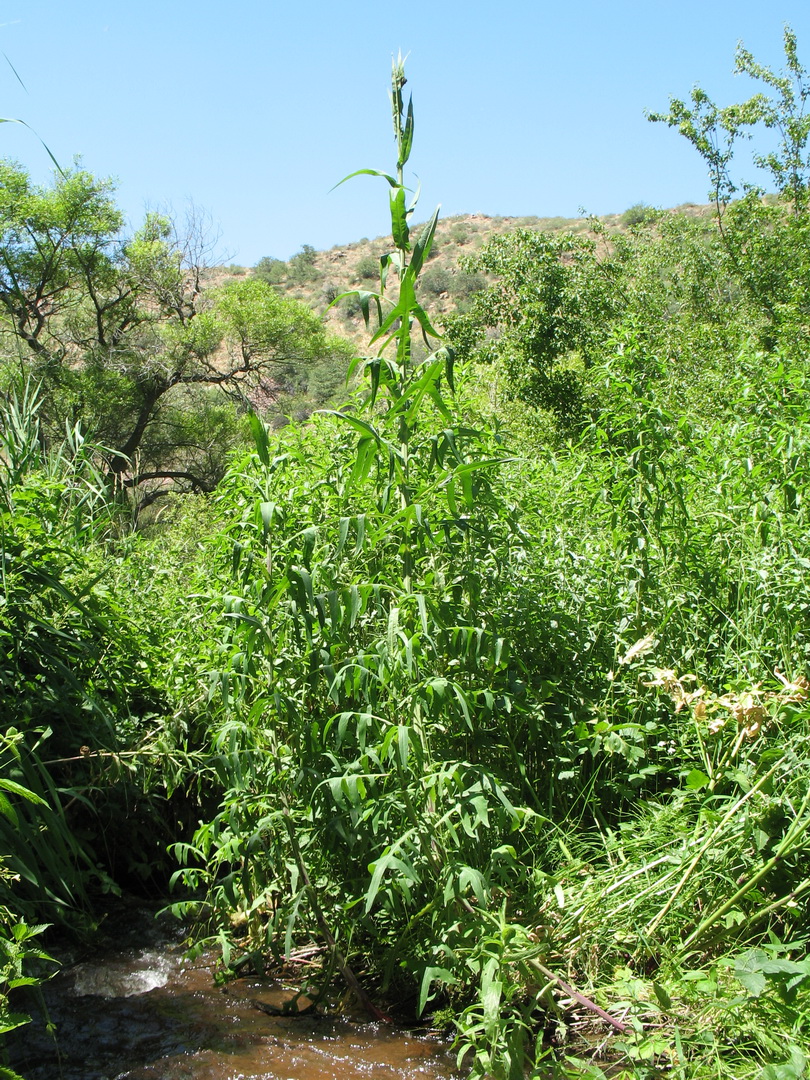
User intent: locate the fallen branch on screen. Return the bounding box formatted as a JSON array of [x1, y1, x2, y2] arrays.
[[528, 959, 628, 1034]]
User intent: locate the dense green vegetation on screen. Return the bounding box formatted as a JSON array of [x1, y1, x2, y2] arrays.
[[3, 34, 810, 1080]]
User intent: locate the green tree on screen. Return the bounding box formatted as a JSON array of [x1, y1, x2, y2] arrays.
[[446, 210, 771, 427], [0, 162, 348, 502], [649, 26, 810, 352], [446, 228, 624, 422]]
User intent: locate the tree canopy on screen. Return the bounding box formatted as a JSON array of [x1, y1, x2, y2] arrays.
[[0, 162, 351, 504]]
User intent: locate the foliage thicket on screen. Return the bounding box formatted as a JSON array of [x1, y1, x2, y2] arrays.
[[3, 34, 810, 1080]]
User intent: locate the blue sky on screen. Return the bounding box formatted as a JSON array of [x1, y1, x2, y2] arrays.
[[3, 1, 810, 264]]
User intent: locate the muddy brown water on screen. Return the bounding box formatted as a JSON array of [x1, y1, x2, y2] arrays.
[[8, 907, 461, 1080]]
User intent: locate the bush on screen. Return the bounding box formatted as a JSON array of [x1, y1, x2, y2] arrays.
[[287, 244, 321, 285], [355, 254, 379, 281], [253, 256, 286, 286], [420, 264, 452, 295], [321, 281, 340, 305], [621, 202, 655, 227]]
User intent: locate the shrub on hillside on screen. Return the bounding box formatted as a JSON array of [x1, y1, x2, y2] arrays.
[[355, 254, 379, 281], [253, 256, 286, 286], [621, 202, 655, 227], [287, 244, 320, 285], [420, 264, 452, 296]]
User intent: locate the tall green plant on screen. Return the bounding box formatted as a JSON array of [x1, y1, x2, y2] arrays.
[[173, 59, 547, 1079]]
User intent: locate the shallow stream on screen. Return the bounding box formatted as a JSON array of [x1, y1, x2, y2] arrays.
[[8, 906, 460, 1080]]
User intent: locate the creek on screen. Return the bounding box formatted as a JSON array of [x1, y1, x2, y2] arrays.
[[8, 904, 460, 1080]]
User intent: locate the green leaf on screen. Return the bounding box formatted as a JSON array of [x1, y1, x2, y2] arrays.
[[390, 185, 410, 251], [258, 501, 276, 537], [398, 96, 414, 168], [0, 1017, 32, 1040], [761, 1047, 807, 1080], [336, 517, 350, 557], [369, 295, 406, 346], [451, 683, 472, 730], [438, 345, 455, 393], [347, 585, 361, 628], [353, 514, 366, 553], [481, 957, 503, 1028], [368, 356, 382, 405], [396, 724, 410, 768], [685, 769, 710, 790], [331, 167, 399, 190], [380, 250, 403, 294], [457, 865, 488, 905], [301, 526, 317, 567], [331, 289, 382, 329], [0, 779, 48, 806], [247, 411, 270, 466], [0, 116, 63, 175], [349, 436, 378, 488], [322, 410, 381, 444], [733, 950, 769, 997], [652, 981, 673, 1011], [364, 850, 418, 913], [0, 792, 18, 825], [288, 566, 314, 607], [411, 299, 442, 343], [417, 965, 458, 1016], [410, 206, 440, 279]]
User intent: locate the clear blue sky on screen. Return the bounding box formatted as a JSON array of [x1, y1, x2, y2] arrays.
[[3, 1, 810, 264]]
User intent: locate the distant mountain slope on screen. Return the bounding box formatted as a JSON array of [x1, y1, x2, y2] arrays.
[[217, 205, 713, 350]]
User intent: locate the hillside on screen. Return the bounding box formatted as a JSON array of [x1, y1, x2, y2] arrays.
[[219, 203, 713, 348]]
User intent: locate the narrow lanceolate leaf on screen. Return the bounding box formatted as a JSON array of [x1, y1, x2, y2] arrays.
[[392, 359, 451, 424], [353, 514, 366, 552], [409, 206, 440, 278], [349, 436, 379, 488], [288, 565, 314, 606], [0, 791, 18, 825], [411, 299, 442, 344], [331, 289, 383, 330], [481, 957, 503, 1028], [0, 779, 48, 806], [259, 501, 276, 537], [330, 167, 399, 191], [379, 251, 396, 293], [398, 96, 414, 167], [321, 410, 382, 443], [364, 849, 418, 913], [336, 516, 350, 557], [0, 117, 64, 175], [248, 411, 270, 466], [369, 296, 406, 346], [347, 584, 361, 628], [389, 185, 410, 251], [367, 356, 382, 406], [436, 345, 456, 393], [396, 724, 410, 768], [418, 966, 458, 1017]]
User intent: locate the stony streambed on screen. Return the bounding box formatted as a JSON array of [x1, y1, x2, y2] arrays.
[[8, 906, 460, 1080]]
